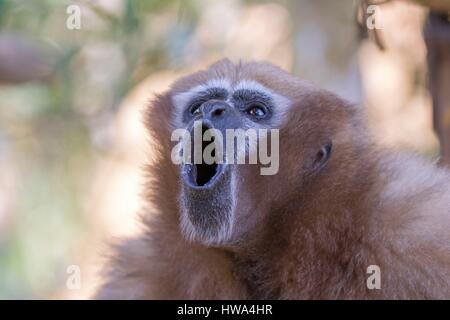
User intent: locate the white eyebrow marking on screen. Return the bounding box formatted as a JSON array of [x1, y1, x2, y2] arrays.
[[234, 79, 272, 93], [171, 78, 290, 128], [172, 78, 232, 114], [234, 79, 291, 125]]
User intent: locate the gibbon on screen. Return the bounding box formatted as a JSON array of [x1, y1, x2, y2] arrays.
[[96, 59, 450, 299]]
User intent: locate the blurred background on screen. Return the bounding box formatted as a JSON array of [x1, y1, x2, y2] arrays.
[[0, 0, 448, 299]]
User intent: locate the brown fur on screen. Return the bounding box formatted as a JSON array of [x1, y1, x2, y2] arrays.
[[95, 59, 450, 299]]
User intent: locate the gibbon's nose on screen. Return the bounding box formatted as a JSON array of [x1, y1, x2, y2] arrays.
[[201, 101, 229, 120]]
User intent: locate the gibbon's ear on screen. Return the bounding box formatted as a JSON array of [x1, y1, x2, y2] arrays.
[[311, 141, 333, 172]]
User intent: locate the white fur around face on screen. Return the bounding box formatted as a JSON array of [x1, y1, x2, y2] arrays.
[[172, 78, 232, 127], [179, 183, 235, 246], [233, 79, 291, 126], [171, 78, 291, 129]]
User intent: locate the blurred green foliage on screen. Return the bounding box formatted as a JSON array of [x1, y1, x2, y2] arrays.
[[0, 0, 203, 298], [0, 0, 364, 298]]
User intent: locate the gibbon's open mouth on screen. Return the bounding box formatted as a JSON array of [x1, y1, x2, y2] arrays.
[[181, 123, 227, 189], [182, 162, 226, 188]]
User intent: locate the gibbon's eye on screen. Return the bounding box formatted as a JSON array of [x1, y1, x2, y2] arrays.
[[189, 102, 202, 116], [246, 104, 267, 119]]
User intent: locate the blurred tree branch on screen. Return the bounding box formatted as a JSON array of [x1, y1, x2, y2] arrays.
[[358, 0, 450, 164], [0, 34, 53, 84], [404, 0, 450, 12], [424, 12, 450, 165]]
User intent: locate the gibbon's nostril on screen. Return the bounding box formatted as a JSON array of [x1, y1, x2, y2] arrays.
[[212, 107, 225, 117], [203, 102, 228, 119]]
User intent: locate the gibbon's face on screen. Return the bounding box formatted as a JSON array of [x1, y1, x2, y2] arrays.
[[166, 60, 348, 247]]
